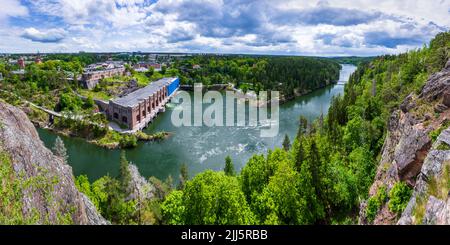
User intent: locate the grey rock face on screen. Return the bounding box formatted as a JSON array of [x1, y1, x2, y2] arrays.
[[368, 59, 450, 225], [419, 64, 450, 102], [0, 102, 108, 224], [127, 163, 155, 202], [424, 196, 448, 225], [392, 114, 431, 182], [400, 94, 416, 113], [443, 92, 450, 107], [397, 128, 450, 225], [435, 103, 448, 113]]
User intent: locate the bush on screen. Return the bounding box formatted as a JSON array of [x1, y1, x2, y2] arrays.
[[119, 135, 138, 148], [429, 121, 450, 142], [365, 185, 387, 222], [388, 182, 412, 214]]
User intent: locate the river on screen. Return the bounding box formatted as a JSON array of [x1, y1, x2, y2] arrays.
[[37, 64, 357, 181]]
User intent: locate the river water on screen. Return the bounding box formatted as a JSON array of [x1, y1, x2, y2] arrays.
[[37, 64, 356, 181]]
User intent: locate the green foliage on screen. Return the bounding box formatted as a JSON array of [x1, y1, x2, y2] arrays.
[[175, 56, 340, 97], [330, 56, 375, 66], [161, 190, 185, 225], [282, 134, 291, 151], [119, 151, 132, 194], [59, 92, 83, 111], [224, 156, 236, 176], [119, 134, 138, 148], [52, 136, 68, 162], [365, 185, 387, 222], [1, 148, 73, 224], [178, 163, 189, 190], [163, 170, 255, 225], [145, 67, 155, 77], [388, 182, 412, 215], [437, 142, 450, 151], [427, 163, 450, 200], [429, 121, 450, 142], [259, 161, 308, 224], [84, 96, 95, 109]]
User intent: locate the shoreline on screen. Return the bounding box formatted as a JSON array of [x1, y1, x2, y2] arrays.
[[178, 80, 340, 105], [31, 119, 171, 150], [29, 79, 342, 150]]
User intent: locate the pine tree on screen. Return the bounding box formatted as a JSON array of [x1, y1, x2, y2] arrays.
[[224, 156, 236, 176], [166, 174, 174, 191], [53, 136, 68, 162], [297, 116, 308, 139], [119, 151, 131, 194], [282, 134, 291, 151], [178, 163, 189, 190], [293, 137, 305, 171]]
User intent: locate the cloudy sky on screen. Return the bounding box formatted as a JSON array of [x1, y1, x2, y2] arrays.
[[0, 0, 449, 56]]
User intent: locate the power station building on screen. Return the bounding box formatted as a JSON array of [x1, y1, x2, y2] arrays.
[[107, 77, 180, 131]]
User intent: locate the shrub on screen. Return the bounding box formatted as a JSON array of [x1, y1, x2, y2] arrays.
[[119, 135, 138, 148], [365, 185, 387, 222], [388, 182, 412, 214], [429, 121, 450, 142]]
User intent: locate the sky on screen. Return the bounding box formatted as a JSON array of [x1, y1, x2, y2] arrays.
[[0, 0, 449, 56]]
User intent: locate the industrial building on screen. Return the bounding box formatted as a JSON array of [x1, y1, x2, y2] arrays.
[[107, 77, 180, 131], [81, 61, 126, 89]]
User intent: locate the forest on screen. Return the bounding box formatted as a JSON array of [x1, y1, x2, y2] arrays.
[[175, 56, 341, 98], [72, 32, 450, 225]]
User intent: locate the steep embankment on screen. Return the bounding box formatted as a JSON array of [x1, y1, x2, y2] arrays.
[[0, 101, 108, 224], [361, 60, 450, 225]]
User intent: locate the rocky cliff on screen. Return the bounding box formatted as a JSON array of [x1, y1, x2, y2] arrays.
[[360, 60, 450, 225], [127, 163, 156, 202], [0, 101, 108, 224]]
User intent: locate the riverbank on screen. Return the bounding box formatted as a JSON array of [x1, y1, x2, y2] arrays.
[[24, 104, 171, 149], [179, 80, 339, 106], [35, 65, 356, 181]]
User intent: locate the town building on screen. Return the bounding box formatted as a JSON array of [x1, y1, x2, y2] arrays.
[[11, 69, 25, 75], [80, 61, 126, 89], [35, 56, 42, 64], [107, 77, 180, 131], [18, 57, 25, 69], [133, 62, 162, 72]]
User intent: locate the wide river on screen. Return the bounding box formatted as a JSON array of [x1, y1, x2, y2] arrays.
[[37, 64, 356, 181]]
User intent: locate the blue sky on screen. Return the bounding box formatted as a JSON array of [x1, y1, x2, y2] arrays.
[[0, 0, 449, 55]]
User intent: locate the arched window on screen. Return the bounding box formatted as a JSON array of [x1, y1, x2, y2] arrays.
[[122, 116, 128, 123], [113, 113, 119, 119]]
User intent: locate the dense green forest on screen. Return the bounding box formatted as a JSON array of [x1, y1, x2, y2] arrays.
[[175, 56, 341, 98], [329, 56, 375, 66], [2, 32, 448, 224], [73, 32, 450, 225]]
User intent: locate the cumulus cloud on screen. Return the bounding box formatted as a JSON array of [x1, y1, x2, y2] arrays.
[[0, 0, 28, 22], [273, 6, 384, 26], [21, 28, 66, 43], [363, 31, 425, 48], [1, 0, 449, 55]]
